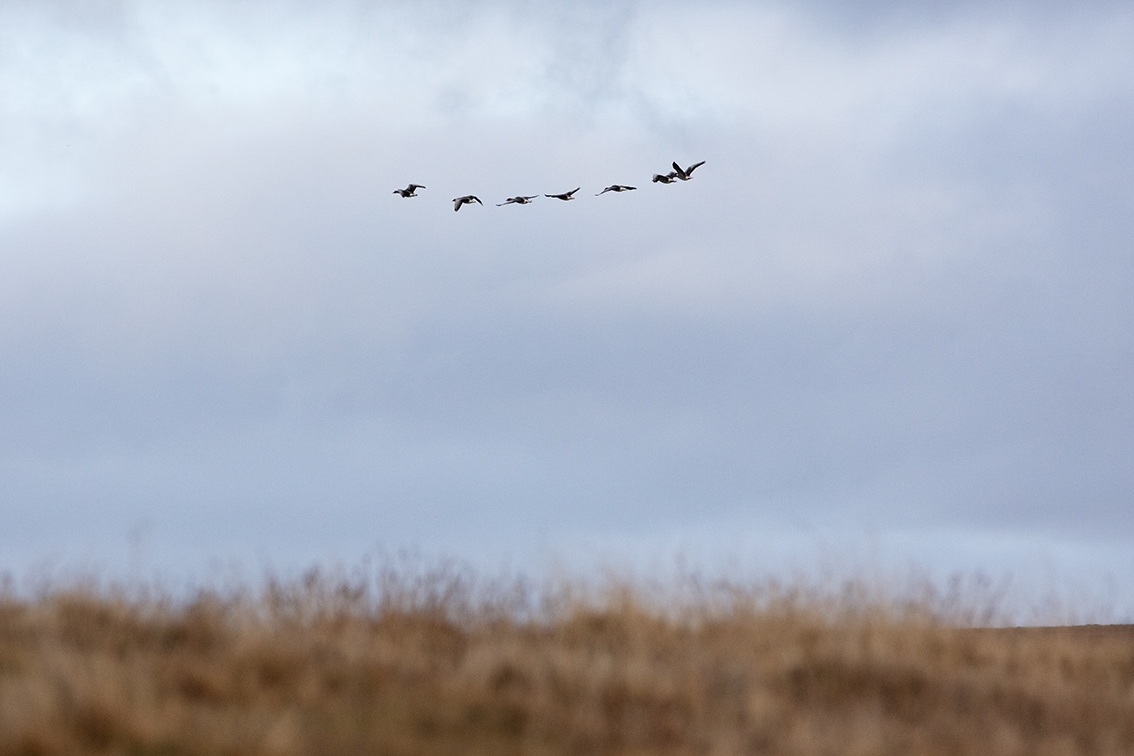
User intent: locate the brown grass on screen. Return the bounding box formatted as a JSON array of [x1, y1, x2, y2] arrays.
[[1, 564, 1132, 755]]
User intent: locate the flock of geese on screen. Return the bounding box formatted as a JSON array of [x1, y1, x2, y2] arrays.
[[393, 160, 706, 212]]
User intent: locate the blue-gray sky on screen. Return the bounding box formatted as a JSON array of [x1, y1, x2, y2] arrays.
[[3, 0, 1133, 611]]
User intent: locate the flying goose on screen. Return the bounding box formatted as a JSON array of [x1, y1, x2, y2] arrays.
[[393, 183, 425, 197], [497, 195, 538, 206], [596, 184, 637, 195], [672, 161, 705, 181], [651, 172, 678, 184], [452, 195, 483, 211], [544, 188, 580, 201]]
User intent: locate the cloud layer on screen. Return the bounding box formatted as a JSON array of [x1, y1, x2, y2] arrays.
[[3, 1, 1133, 603]]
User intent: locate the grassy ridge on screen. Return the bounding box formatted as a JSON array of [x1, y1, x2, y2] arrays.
[[1, 566, 1132, 755]]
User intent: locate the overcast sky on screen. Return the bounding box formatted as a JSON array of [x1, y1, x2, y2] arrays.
[[2, 0, 1133, 612]]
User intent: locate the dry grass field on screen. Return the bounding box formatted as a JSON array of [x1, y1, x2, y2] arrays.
[[1, 564, 1132, 755]]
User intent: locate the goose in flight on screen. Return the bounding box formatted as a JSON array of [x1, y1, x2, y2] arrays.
[[651, 172, 678, 184], [452, 195, 483, 211], [497, 195, 538, 206], [545, 188, 580, 201], [672, 161, 705, 181], [596, 184, 637, 195], [393, 183, 425, 197]]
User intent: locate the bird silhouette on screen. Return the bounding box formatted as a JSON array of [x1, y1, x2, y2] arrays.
[[545, 188, 580, 201], [497, 195, 538, 206], [651, 172, 678, 184], [452, 195, 483, 211], [596, 184, 637, 195], [671, 161, 705, 181], [393, 183, 425, 197]]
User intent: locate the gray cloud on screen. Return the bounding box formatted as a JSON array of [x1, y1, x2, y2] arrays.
[[2, 1, 1133, 606]]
